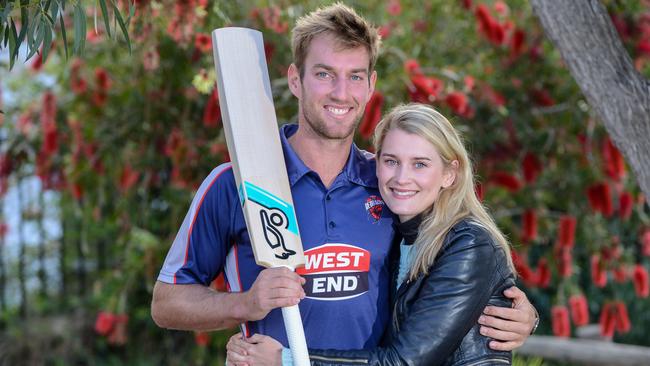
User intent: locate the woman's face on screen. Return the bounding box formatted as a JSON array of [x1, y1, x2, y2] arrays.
[[376, 128, 456, 222]]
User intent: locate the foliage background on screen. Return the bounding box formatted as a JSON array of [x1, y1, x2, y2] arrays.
[[0, 0, 649, 365]]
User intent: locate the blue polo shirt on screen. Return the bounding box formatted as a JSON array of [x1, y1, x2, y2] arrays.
[[158, 124, 395, 350]]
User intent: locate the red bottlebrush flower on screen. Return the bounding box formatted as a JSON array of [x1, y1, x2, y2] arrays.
[[31, 52, 43, 71], [70, 183, 84, 201], [0, 153, 13, 178], [632, 264, 649, 298], [619, 191, 633, 220], [557, 215, 577, 248], [478, 84, 506, 107], [591, 254, 607, 288], [530, 88, 555, 107], [445, 91, 472, 117], [94, 311, 116, 336], [40, 91, 58, 155], [611, 14, 632, 41], [92, 91, 108, 107], [119, 165, 140, 193], [195, 331, 210, 347], [614, 301, 631, 334], [404, 59, 421, 75], [511, 250, 536, 286], [613, 265, 628, 283], [551, 305, 571, 338], [461, 0, 472, 10], [463, 76, 475, 92], [203, 88, 221, 128], [599, 303, 615, 337], [556, 247, 573, 278], [587, 183, 613, 217], [359, 92, 384, 139], [408, 75, 444, 103], [386, 0, 402, 16], [107, 314, 128, 345], [569, 294, 589, 326], [194, 33, 212, 53], [521, 209, 537, 243], [602, 137, 626, 181], [637, 39, 650, 57], [536, 258, 551, 288], [378, 24, 392, 39], [490, 171, 522, 192], [641, 229, 650, 257], [494, 0, 509, 15], [475, 4, 505, 45], [94, 68, 111, 91], [0, 221, 8, 239], [522, 152, 542, 184], [510, 28, 526, 58]]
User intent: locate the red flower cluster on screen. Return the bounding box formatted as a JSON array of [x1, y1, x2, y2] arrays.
[[251, 6, 288, 34], [601, 137, 626, 181], [489, 171, 522, 192], [41, 91, 58, 156], [551, 305, 570, 337], [521, 209, 537, 243], [587, 183, 613, 217], [445, 91, 474, 118], [618, 191, 634, 220], [404, 59, 444, 104], [94, 311, 129, 345], [359, 92, 385, 140], [557, 215, 576, 248], [600, 301, 631, 337], [203, 88, 221, 128], [70, 58, 87, 95], [641, 228, 650, 257], [568, 294, 589, 326], [522, 152, 542, 184], [195, 331, 210, 346], [194, 33, 212, 53], [119, 164, 140, 193], [591, 254, 607, 288], [93, 68, 111, 107], [632, 264, 649, 298]]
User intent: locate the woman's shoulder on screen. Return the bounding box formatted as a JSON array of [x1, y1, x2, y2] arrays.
[[442, 218, 500, 252]]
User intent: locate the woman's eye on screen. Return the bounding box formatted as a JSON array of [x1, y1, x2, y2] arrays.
[[414, 162, 427, 169]]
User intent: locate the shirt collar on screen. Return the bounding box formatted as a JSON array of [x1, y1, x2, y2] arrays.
[[280, 124, 378, 188]]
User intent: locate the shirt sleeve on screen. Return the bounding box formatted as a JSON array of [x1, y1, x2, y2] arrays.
[[158, 164, 238, 285]]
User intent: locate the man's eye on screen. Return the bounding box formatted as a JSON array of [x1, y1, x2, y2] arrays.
[[351, 74, 363, 81], [316, 72, 330, 78]]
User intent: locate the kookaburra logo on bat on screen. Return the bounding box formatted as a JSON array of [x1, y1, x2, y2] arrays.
[[259, 207, 296, 260]]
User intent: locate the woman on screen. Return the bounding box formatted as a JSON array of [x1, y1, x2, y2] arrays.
[[227, 103, 517, 366]]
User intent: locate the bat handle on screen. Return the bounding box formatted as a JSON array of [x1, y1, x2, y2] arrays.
[[281, 304, 310, 366]]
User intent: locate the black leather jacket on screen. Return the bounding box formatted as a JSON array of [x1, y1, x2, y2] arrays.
[[307, 219, 515, 366]]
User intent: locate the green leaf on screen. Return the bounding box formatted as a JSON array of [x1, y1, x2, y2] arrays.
[[27, 17, 45, 61], [26, 11, 42, 60], [0, 2, 13, 24], [42, 19, 52, 64], [17, 0, 29, 49], [98, 0, 111, 38], [113, 3, 130, 53], [73, 2, 86, 55], [59, 10, 68, 59], [8, 19, 17, 70], [49, 0, 59, 21]]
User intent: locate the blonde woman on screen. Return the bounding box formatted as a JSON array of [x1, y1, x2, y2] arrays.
[[227, 103, 519, 365]]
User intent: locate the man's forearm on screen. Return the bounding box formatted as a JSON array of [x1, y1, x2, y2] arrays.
[[151, 281, 250, 331]]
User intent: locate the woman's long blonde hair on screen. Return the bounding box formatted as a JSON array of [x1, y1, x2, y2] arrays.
[[373, 103, 516, 280]]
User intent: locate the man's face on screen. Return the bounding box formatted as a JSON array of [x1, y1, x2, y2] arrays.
[[288, 33, 376, 141]]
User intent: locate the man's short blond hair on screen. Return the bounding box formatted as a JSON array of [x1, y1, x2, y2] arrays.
[[291, 3, 381, 77]]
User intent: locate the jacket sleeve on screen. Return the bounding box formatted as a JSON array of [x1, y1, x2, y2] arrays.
[[307, 226, 501, 366]]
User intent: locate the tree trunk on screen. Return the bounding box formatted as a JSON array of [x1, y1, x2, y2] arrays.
[[530, 0, 650, 199]]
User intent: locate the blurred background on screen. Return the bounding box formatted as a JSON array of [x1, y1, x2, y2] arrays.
[[0, 0, 649, 365]]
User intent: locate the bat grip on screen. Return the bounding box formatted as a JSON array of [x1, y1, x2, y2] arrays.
[[281, 304, 310, 366]]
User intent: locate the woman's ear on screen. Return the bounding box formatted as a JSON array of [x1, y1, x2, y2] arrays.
[[442, 160, 459, 189]]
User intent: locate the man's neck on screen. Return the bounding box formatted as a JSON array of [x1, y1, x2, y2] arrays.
[[288, 128, 353, 189]]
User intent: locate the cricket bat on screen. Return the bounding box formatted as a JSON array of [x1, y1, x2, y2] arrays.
[[211, 27, 310, 366]]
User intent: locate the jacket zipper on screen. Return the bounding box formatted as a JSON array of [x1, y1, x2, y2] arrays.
[[309, 355, 369, 364]]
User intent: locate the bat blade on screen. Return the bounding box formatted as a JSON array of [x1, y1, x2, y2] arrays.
[[211, 27, 309, 366]]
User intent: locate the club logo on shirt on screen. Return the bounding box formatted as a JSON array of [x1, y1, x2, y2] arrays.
[[365, 195, 384, 221], [296, 244, 370, 300]]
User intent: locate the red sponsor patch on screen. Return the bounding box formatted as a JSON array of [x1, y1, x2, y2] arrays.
[[296, 244, 371, 300], [365, 195, 384, 221]]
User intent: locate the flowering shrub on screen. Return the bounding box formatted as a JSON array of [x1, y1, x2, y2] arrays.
[[1, 0, 649, 363]]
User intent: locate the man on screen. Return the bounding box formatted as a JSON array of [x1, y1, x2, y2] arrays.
[[151, 3, 537, 351]]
